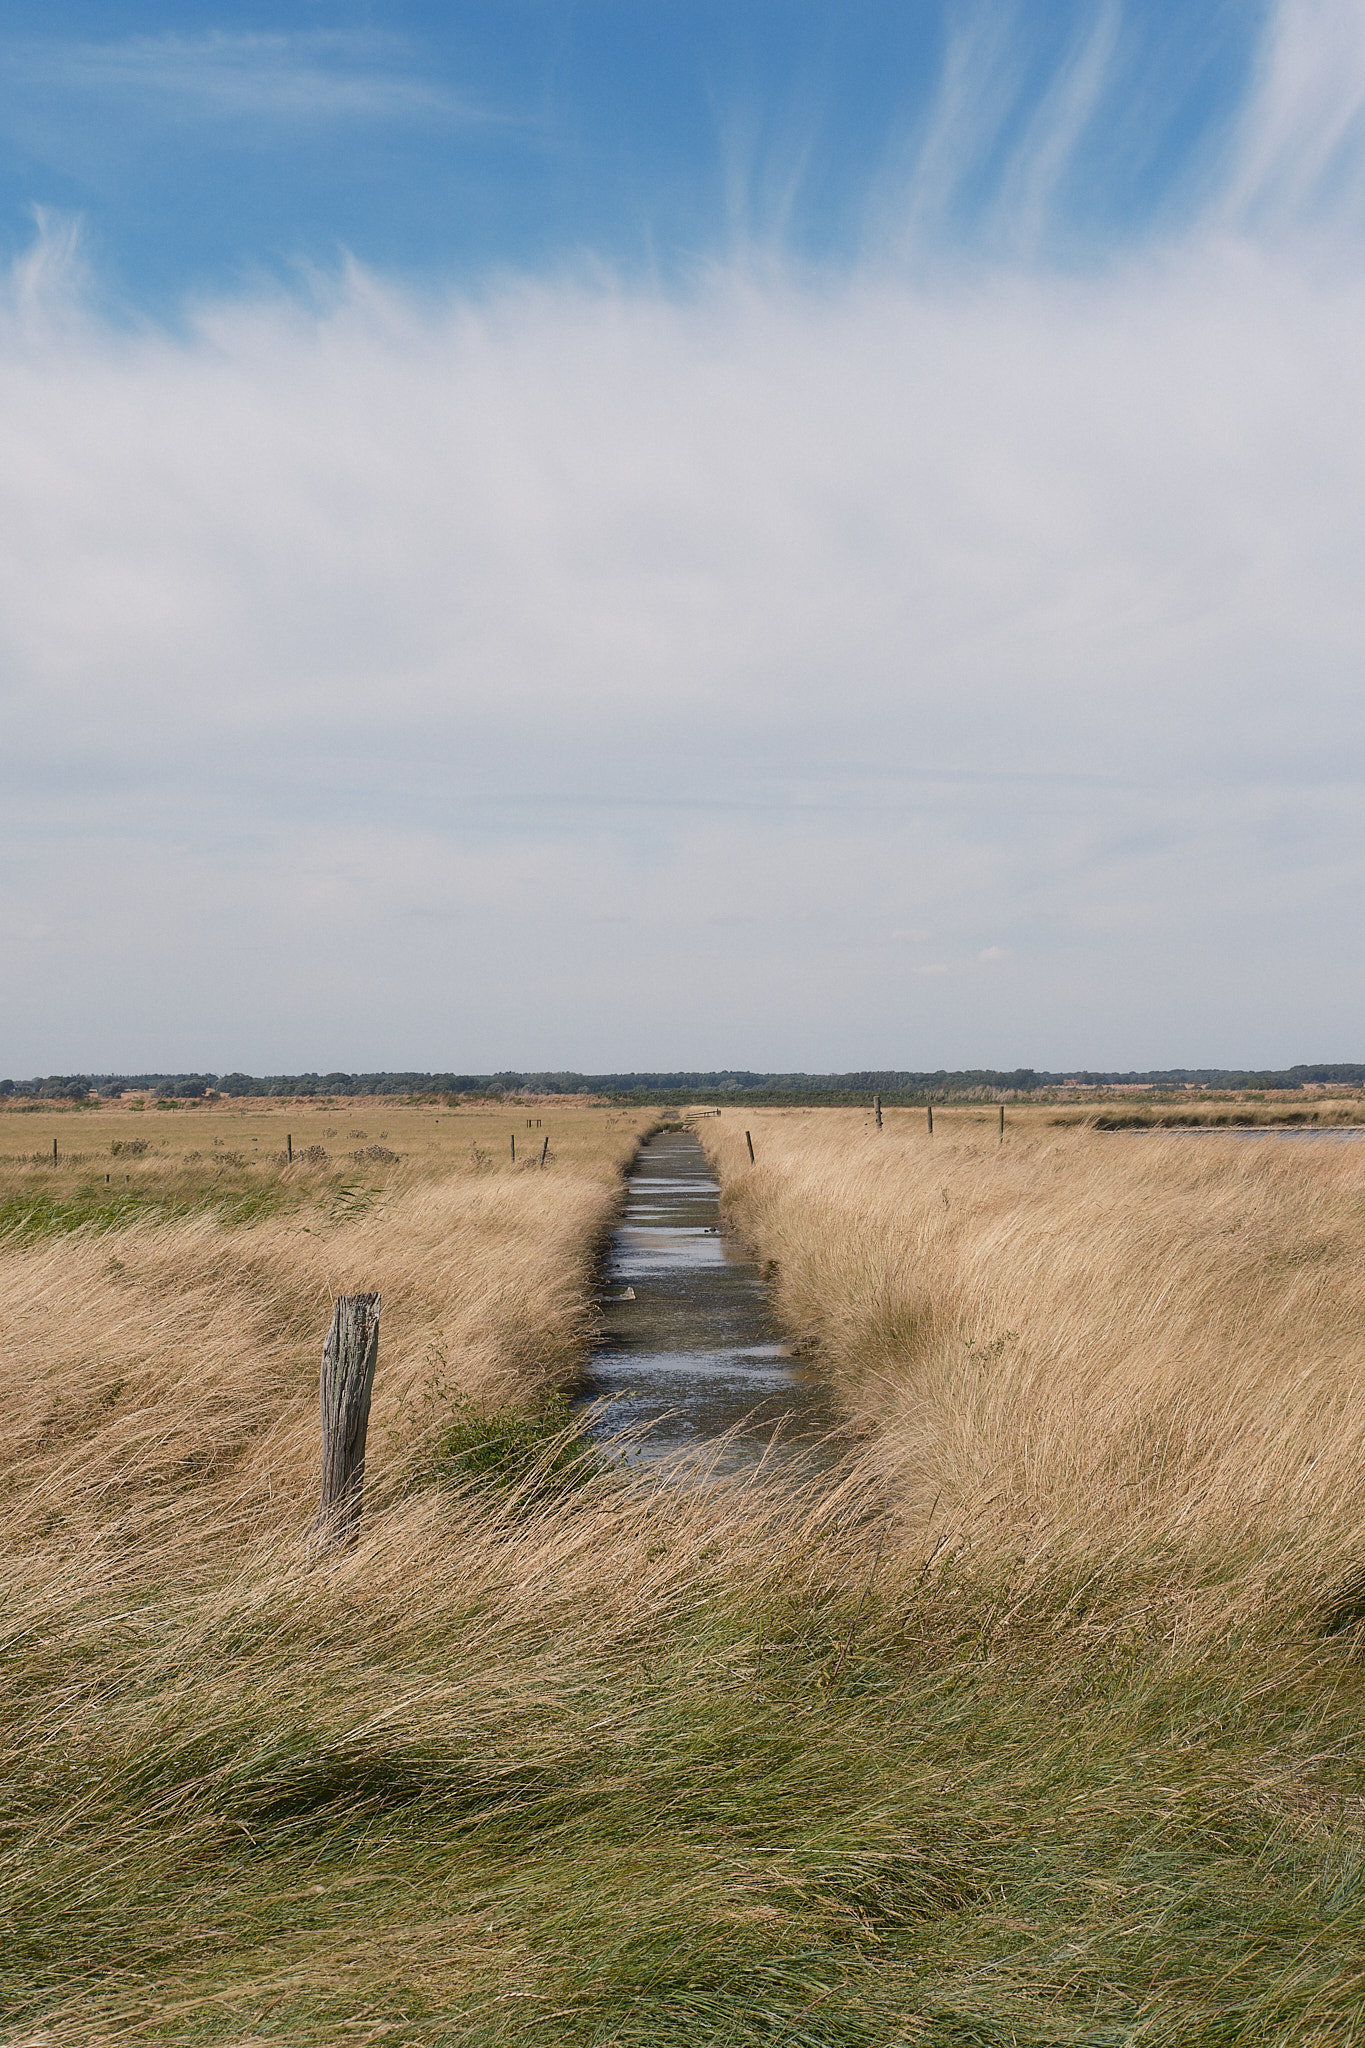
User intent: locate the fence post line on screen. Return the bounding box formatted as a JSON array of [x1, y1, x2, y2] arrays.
[[745, 1130, 755, 1164], [318, 1292, 381, 1546]]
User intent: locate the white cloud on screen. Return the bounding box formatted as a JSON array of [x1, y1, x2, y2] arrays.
[[3, 1, 1365, 1071]]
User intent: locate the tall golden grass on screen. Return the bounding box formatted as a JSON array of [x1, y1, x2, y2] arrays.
[[709, 1108, 1365, 1623], [0, 1108, 900, 2043], [4, 1177, 603, 1551], [10, 1102, 1365, 2041], [0, 1105, 649, 1560]]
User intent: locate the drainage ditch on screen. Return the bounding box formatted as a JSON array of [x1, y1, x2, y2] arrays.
[[576, 1127, 833, 1472]]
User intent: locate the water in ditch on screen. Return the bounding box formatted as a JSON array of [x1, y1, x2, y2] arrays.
[[576, 1127, 835, 1473]]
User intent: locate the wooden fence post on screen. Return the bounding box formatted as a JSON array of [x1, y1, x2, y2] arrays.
[[540, 1135, 549, 1167], [286, 1133, 293, 1162], [745, 1130, 755, 1163], [51, 1138, 57, 1164], [927, 1104, 934, 1136], [318, 1292, 381, 1546], [874, 1095, 882, 1129], [510, 1133, 516, 1163], [999, 1104, 1005, 1142]]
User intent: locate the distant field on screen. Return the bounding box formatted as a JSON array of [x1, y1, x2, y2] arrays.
[[6, 1099, 1365, 2042], [0, 1094, 647, 1242], [0, 1090, 645, 1174]]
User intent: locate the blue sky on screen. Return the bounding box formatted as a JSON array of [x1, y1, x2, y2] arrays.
[[0, 3, 1261, 300], [2, 0, 1365, 1073]]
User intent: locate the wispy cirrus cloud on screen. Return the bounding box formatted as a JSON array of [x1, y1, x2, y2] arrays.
[[4, 30, 483, 126], [987, 0, 1124, 254], [1220, 0, 1365, 232], [866, 0, 1365, 261], [865, 0, 1163, 260]]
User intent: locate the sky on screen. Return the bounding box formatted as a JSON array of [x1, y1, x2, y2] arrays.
[[2, 0, 1364, 1075]]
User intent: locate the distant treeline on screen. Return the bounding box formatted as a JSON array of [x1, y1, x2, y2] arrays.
[[3, 1065, 1365, 1105]]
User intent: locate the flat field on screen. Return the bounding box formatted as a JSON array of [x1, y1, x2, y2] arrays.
[[0, 1092, 645, 1210], [5, 1097, 1365, 2043]]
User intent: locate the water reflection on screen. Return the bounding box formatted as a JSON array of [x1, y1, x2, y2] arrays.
[[577, 1129, 833, 1471]]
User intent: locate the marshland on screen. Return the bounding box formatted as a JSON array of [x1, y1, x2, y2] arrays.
[[6, 1090, 1365, 2043]]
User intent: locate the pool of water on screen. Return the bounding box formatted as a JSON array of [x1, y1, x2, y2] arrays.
[[1114, 1126, 1365, 1139], [576, 1128, 834, 1471]]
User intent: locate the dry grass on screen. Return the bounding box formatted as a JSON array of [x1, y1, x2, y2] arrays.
[[0, 1092, 644, 1179], [0, 1099, 921, 2043], [0, 1103, 652, 1556], [0, 1444, 887, 2046], [10, 1101, 1365, 2041], [707, 1105, 1365, 1625]]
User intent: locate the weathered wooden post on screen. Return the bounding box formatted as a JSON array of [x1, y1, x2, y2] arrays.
[[999, 1104, 1005, 1142], [318, 1292, 381, 1546], [540, 1135, 549, 1167], [286, 1133, 293, 1162], [51, 1138, 57, 1164], [510, 1133, 516, 1163], [927, 1104, 934, 1136], [874, 1095, 882, 1129], [745, 1130, 755, 1163]]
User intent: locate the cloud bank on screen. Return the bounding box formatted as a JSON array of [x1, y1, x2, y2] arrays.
[[2, 0, 1364, 1071]]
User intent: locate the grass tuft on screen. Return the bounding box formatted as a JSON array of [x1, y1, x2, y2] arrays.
[[427, 1398, 603, 1498]]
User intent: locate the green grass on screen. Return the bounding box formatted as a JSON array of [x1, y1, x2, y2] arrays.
[[427, 1398, 603, 1498], [6, 1502, 1365, 2045], [0, 1173, 308, 1242]]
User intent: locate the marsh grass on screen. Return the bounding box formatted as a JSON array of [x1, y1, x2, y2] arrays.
[[9, 1466, 1365, 2045], [8, 1106, 1365, 2040], [708, 1108, 1365, 1626]]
